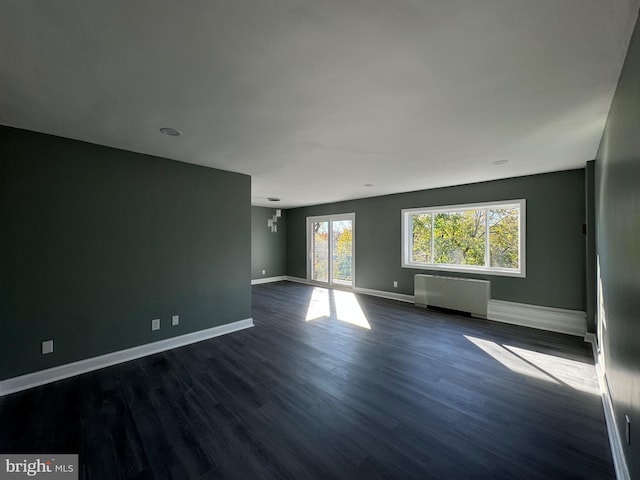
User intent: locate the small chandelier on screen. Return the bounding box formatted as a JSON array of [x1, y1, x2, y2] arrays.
[[268, 209, 281, 233]]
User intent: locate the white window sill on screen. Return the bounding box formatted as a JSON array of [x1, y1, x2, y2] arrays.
[[402, 262, 525, 278]]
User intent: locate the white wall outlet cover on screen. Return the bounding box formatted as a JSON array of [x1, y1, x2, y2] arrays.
[[172, 315, 179, 326], [393, 281, 398, 288], [262, 269, 266, 275], [152, 319, 160, 331], [42, 340, 54, 354]]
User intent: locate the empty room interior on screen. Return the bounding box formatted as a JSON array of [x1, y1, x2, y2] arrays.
[[2, 2, 640, 479]]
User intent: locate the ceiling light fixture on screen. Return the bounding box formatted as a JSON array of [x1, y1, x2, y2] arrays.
[[493, 159, 508, 165], [159, 127, 182, 137]]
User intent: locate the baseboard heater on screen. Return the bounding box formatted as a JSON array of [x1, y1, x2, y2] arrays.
[[414, 274, 490, 318]]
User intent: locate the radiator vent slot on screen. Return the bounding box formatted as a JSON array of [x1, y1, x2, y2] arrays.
[[414, 274, 490, 318]]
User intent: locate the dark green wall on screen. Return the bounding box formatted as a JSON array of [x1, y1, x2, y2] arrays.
[[287, 170, 586, 310], [0, 126, 252, 380], [251, 206, 286, 280], [595, 9, 640, 479]]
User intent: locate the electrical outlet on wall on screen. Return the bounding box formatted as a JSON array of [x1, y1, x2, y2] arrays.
[[262, 269, 266, 275], [172, 315, 179, 326], [42, 340, 54, 355], [393, 281, 398, 288], [151, 318, 160, 331]]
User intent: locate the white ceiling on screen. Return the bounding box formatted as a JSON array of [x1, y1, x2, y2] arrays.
[[1, 1, 638, 208]]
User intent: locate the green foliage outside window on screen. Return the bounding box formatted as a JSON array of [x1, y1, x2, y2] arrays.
[[409, 205, 520, 270], [411, 214, 432, 264], [489, 208, 519, 268], [312, 223, 328, 282], [333, 226, 352, 282], [433, 210, 486, 266]]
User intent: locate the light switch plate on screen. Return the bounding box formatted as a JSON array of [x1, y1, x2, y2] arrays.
[[626, 415, 631, 444], [42, 340, 54, 354]]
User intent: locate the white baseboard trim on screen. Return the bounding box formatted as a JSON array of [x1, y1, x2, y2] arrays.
[[251, 276, 286, 285], [584, 334, 630, 480], [0, 318, 254, 397], [353, 287, 414, 304], [487, 300, 586, 336], [284, 275, 314, 285], [284, 276, 414, 303], [584, 332, 598, 350], [284, 278, 587, 335]]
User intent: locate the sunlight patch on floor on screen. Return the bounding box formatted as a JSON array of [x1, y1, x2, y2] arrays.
[[305, 287, 371, 329], [305, 287, 330, 321], [334, 290, 371, 330], [465, 335, 599, 395]]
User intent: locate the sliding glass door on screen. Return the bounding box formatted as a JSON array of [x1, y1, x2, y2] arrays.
[[307, 214, 355, 287]]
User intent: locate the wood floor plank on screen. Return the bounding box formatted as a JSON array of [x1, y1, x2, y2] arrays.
[[0, 281, 614, 479]]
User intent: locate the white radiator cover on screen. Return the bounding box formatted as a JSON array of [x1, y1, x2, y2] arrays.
[[414, 274, 490, 318]]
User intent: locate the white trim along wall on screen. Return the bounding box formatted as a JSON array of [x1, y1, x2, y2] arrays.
[[0, 318, 254, 397], [584, 334, 631, 480], [267, 276, 587, 337], [251, 276, 287, 285]]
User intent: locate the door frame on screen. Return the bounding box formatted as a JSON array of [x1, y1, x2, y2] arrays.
[[306, 213, 355, 288]]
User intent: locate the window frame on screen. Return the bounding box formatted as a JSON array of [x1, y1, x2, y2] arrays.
[[401, 199, 526, 278]]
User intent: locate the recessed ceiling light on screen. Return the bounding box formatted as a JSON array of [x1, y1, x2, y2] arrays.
[[493, 159, 508, 165], [267, 197, 281, 202], [364, 183, 374, 187], [159, 127, 182, 137]]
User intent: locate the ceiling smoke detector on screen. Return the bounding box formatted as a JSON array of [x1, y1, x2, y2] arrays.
[[159, 127, 182, 137], [267, 197, 281, 202]]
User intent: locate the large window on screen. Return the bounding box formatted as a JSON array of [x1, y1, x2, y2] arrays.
[[402, 199, 525, 277]]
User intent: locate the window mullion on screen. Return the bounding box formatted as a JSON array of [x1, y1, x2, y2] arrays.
[[408, 214, 413, 264], [430, 213, 434, 264], [485, 208, 490, 267]]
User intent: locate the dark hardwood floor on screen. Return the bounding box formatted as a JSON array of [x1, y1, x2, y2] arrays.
[[0, 281, 613, 479]]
